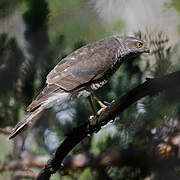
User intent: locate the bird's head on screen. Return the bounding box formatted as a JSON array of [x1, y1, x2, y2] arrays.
[[125, 36, 150, 54], [115, 36, 150, 57]]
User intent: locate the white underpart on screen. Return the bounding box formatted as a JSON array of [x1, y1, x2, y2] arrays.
[[90, 80, 107, 90], [42, 92, 72, 109], [76, 90, 91, 98]]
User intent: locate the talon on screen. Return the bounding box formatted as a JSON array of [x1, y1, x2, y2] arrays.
[[103, 101, 111, 106], [87, 93, 108, 125], [89, 114, 96, 126], [97, 106, 107, 116], [90, 115, 95, 120]]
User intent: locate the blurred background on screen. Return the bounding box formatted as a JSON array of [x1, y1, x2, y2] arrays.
[[0, 0, 180, 179]]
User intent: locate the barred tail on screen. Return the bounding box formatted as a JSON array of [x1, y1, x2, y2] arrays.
[[9, 87, 72, 139], [9, 106, 43, 139]]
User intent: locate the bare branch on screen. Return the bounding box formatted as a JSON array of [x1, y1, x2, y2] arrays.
[[0, 151, 49, 173], [1, 144, 178, 176], [10, 171, 37, 180], [1, 142, 178, 178], [60, 144, 178, 173], [36, 70, 180, 180]]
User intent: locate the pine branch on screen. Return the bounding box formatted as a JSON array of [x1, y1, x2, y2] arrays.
[[61, 146, 178, 173], [10, 171, 37, 180], [0, 144, 178, 178], [36, 70, 180, 180], [0, 152, 49, 173]]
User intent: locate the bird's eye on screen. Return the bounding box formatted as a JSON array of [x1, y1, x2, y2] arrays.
[[136, 42, 143, 48]]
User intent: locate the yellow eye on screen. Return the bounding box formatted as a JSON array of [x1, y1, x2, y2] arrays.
[[136, 42, 143, 48]]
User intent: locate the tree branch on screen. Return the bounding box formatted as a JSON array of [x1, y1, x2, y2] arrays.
[[60, 145, 179, 173], [0, 151, 49, 173], [10, 171, 37, 180], [0, 143, 178, 173], [36, 70, 180, 180]]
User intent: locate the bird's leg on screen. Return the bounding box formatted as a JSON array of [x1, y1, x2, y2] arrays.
[[87, 96, 96, 117], [91, 93, 106, 108], [87, 93, 107, 124], [91, 93, 107, 115]]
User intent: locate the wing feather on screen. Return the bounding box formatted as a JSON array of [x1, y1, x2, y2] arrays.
[[27, 84, 60, 112], [46, 37, 119, 91]]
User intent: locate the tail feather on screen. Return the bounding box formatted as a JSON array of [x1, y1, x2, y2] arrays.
[[9, 88, 72, 139], [9, 107, 44, 139]]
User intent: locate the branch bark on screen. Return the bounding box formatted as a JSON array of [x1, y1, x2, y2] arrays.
[[0, 151, 49, 173], [10, 171, 37, 180], [61, 145, 179, 173], [36, 70, 180, 180], [0, 143, 178, 173]]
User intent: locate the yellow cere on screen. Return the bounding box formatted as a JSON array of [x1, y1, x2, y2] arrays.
[[136, 42, 143, 48]]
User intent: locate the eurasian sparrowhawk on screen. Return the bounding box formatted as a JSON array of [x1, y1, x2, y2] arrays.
[[9, 35, 150, 139]]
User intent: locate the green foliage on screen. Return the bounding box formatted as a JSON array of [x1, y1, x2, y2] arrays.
[[170, 0, 180, 33], [23, 0, 49, 38], [108, 167, 145, 180], [0, 0, 22, 18], [0, 34, 25, 126], [171, 0, 180, 13]]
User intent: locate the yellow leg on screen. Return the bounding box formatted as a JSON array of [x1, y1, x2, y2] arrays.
[[87, 96, 96, 116], [88, 93, 108, 120], [91, 93, 107, 115], [91, 93, 106, 108]]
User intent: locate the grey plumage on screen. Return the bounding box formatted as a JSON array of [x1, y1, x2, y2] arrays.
[[9, 35, 149, 139]]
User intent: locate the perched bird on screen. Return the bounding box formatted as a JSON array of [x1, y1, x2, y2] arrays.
[[9, 35, 150, 139]]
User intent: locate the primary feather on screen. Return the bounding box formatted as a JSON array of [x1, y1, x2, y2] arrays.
[[9, 88, 72, 139]]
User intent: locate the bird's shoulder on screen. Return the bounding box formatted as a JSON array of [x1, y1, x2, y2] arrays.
[[46, 36, 120, 91]]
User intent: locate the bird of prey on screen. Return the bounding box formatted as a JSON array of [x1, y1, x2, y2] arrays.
[[9, 35, 150, 139]]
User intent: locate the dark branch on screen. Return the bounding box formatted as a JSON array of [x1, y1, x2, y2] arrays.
[[0, 151, 49, 173], [61, 145, 178, 172], [36, 70, 180, 180], [0, 143, 178, 173], [10, 171, 37, 180]]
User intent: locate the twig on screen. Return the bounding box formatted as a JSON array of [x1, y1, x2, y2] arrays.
[[36, 71, 180, 180], [61, 144, 179, 173], [10, 171, 37, 180], [0, 151, 49, 172], [0, 143, 178, 174]]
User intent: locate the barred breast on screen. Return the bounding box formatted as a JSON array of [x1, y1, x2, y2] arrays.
[[76, 40, 126, 98]]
